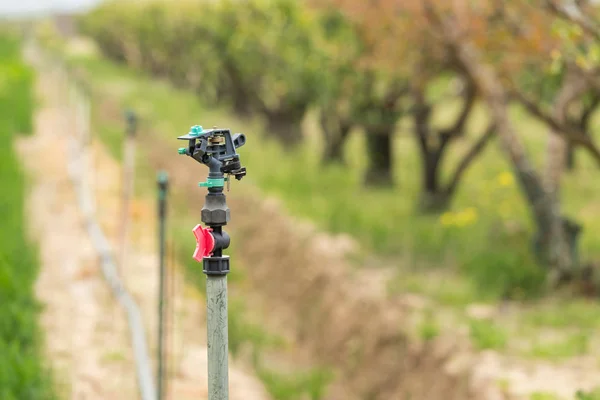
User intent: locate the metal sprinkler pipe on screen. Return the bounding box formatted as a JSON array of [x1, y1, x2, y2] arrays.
[[177, 125, 247, 400]]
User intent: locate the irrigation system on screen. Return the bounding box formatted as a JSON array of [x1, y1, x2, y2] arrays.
[[178, 125, 247, 400]]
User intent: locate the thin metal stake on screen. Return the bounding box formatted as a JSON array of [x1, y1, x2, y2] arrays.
[[157, 171, 169, 400]]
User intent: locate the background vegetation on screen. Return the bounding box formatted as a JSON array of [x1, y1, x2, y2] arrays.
[[24, 0, 600, 397], [77, 0, 600, 301], [0, 31, 56, 400]]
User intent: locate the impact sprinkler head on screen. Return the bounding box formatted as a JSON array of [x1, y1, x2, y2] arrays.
[[177, 125, 247, 183]]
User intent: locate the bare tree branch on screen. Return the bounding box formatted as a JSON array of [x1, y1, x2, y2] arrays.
[[575, 93, 600, 131], [569, 61, 600, 93], [511, 87, 600, 162], [424, 0, 570, 233], [445, 122, 496, 196], [439, 78, 477, 138]]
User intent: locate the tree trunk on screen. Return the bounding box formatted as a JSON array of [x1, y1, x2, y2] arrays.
[[364, 125, 394, 187], [444, 23, 580, 281], [222, 61, 253, 117], [539, 72, 587, 282], [419, 147, 452, 212], [232, 93, 252, 117], [533, 217, 582, 283], [566, 94, 599, 171], [320, 111, 352, 165], [412, 95, 452, 212], [264, 109, 304, 149], [543, 70, 587, 195]]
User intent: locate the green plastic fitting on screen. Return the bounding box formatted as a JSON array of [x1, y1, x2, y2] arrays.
[[189, 125, 203, 137], [198, 177, 227, 188]]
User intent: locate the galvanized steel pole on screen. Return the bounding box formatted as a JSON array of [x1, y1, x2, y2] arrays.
[[207, 274, 229, 400]]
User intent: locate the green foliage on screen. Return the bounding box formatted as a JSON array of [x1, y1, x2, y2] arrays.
[[577, 388, 600, 400], [461, 232, 546, 300], [418, 313, 440, 341], [468, 319, 507, 350], [530, 392, 560, 400], [76, 0, 600, 300], [0, 32, 56, 400], [524, 300, 600, 330], [62, 44, 600, 302], [79, 0, 326, 122], [528, 331, 590, 360], [257, 366, 334, 400]]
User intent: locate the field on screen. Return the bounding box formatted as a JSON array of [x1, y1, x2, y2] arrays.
[[0, 32, 56, 400], [30, 10, 600, 398], [50, 34, 600, 366], [0, 0, 600, 400]]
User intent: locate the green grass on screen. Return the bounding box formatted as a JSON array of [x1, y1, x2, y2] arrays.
[[256, 366, 334, 400], [469, 319, 508, 350], [523, 300, 600, 330], [417, 313, 440, 341], [577, 388, 600, 400], [528, 331, 590, 361], [530, 392, 560, 400], [0, 32, 56, 400]]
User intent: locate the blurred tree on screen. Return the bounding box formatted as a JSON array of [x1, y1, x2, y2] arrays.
[[325, 0, 496, 202], [410, 64, 495, 212], [214, 0, 325, 147], [313, 6, 408, 185], [356, 75, 407, 186], [314, 9, 360, 165], [423, 0, 600, 285], [565, 93, 600, 170], [81, 0, 325, 148]]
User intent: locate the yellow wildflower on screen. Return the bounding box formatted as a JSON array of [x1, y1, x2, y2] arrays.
[[497, 172, 514, 187], [454, 207, 478, 227]]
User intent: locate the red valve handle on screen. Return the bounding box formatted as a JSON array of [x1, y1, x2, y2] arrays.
[[192, 224, 215, 262]]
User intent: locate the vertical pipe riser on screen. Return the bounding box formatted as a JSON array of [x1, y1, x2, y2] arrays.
[[176, 125, 245, 400], [207, 276, 229, 400]]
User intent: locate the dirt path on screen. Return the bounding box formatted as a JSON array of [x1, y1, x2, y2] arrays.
[[18, 47, 269, 400], [17, 54, 138, 400]]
